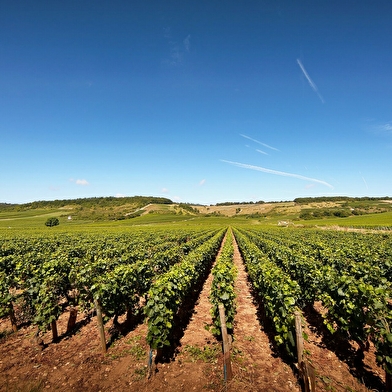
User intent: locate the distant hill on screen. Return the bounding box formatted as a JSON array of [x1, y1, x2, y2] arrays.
[[0, 203, 16, 209], [294, 196, 392, 204], [0, 196, 172, 210], [0, 196, 173, 221], [27, 196, 171, 209], [1, 195, 391, 224], [194, 196, 392, 223]]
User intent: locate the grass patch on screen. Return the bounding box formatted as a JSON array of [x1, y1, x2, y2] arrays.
[[183, 344, 220, 363], [133, 365, 148, 380], [125, 336, 146, 360]]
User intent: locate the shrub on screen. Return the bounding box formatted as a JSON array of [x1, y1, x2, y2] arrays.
[[45, 217, 59, 227]]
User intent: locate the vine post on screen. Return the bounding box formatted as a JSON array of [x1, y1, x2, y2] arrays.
[[295, 311, 304, 365], [295, 311, 315, 392], [219, 303, 233, 382], [8, 303, 18, 332], [51, 320, 58, 342], [66, 306, 78, 333], [94, 299, 107, 354]]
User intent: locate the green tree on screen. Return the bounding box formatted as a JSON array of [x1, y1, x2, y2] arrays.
[[45, 217, 59, 227]]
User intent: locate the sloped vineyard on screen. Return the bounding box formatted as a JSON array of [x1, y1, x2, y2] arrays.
[[1, 224, 391, 391]]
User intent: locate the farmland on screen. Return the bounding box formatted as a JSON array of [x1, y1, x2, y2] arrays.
[[0, 197, 392, 391]]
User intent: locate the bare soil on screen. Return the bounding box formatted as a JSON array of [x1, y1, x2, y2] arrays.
[[195, 203, 280, 217], [0, 235, 387, 392]]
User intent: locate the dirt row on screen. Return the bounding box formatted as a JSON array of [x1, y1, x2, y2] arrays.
[[0, 232, 386, 391]]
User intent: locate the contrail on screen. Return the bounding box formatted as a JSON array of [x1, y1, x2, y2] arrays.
[[221, 159, 334, 189], [240, 134, 279, 151], [360, 172, 369, 190], [297, 59, 325, 103], [256, 149, 268, 155]]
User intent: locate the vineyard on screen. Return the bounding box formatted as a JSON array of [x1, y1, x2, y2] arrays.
[[1, 223, 392, 391]]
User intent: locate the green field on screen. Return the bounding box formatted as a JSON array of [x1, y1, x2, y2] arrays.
[[1, 197, 391, 232], [299, 210, 392, 229]]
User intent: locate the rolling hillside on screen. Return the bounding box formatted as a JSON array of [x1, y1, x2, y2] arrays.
[[1, 196, 391, 230]]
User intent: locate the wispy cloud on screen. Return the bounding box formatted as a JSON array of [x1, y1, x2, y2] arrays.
[[256, 149, 268, 155], [70, 178, 89, 186], [240, 134, 279, 151], [169, 44, 183, 65], [221, 160, 334, 189], [199, 179, 206, 186], [379, 122, 392, 135], [161, 188, 169, 193], [163, 28, 190, 66], [183, 34, 191, 52], [366, 120, 392, 138], [297, 59, 325, 103]]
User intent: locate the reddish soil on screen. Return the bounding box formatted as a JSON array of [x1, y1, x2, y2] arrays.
[[0, 234, 387, 392]]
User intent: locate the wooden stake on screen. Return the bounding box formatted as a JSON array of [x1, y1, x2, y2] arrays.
[[51, 320, 58, 342], [218, 304, 233, 382], [94, 299, 107, 354], [295, 311, 315, 392], [66, 306, 78, 333], [8, 303, 18, 332], [295, 311, 304, 364], [302, 361, 316, 392]]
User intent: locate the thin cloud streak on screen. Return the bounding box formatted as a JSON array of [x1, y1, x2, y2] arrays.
[[256, 149, 268, 155], [221, 160, 334, 189], [240, 134, 280, 151], [297, 59, 325, 103], [360, 172, 369, 190]]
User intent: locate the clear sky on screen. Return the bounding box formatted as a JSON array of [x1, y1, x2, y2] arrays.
[[1, 1, 391, 205]]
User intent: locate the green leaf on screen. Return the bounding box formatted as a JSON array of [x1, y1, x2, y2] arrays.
[[220, 292, 230, 301], [337, 287, 345, 297]]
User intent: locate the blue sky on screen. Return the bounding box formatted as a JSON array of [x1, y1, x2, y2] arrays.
[[1, 1, 391, 204]]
